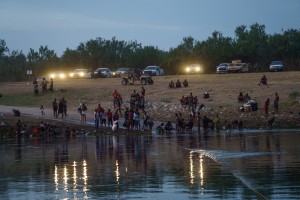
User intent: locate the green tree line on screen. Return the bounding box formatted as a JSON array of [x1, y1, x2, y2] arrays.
[[1, 23, 300, 81]]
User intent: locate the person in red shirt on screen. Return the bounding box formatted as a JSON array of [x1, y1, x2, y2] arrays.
[[264, 98, 270, 116], [106, 109, 113, 127], [112, 90, 119, 108]]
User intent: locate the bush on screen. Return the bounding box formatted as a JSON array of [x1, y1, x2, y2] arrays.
[[289, 91, 300, 99]]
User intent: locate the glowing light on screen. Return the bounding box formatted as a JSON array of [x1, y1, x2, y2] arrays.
[[82, 159, 89, 199], [54, 165, 58, 191], [73, 161, 78, 193], [64, 166, 68, 192], [79, 72, 84, 77], [199, 154, 204, 187], [59, 73, 65, 78], [189, 152, 194, 184], [115, 160, 120, 183]]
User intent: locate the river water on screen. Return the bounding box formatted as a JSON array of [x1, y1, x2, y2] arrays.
[[0, 130, 299, 200]]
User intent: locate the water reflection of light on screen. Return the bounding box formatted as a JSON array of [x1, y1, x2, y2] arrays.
[[83, 160, 89, 199], [64, 166, 68, 191], [199, 154, 204, 187], [116, 160, 120, 183], [73, 161, 78, 194], [189, 152, 194, 184], [54, 165, 58, 191]]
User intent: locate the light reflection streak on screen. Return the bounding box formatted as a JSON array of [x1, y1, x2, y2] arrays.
[[73, 161, 78, 198], [199, 154, 204, 187], [189, 152, 194, 184], [83, 160, 89, 199], [54, 165, 58, 191], [64, 166, 68, 192], [53, 160, 89, 199], [115, 160, 120, 183]]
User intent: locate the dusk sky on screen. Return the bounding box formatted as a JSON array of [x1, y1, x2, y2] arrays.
[[1, 0, 300, 56]]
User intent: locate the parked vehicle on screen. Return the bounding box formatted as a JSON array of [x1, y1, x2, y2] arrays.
[[69, 69, 92, 78], [112, 68, 129, 77], [227, 63, 250, 73], [185, 64, 203, 74], [143, 66, 164, 76], [121, 68, 153, 85], [216, 63, 229, 74], [216, 60, 250, 73], [93, 68, 112, 78], [270, 61, 285, 72], [49, 71, 67, 79]]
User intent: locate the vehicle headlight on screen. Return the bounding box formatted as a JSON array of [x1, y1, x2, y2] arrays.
[[79, 72, 84, 77], [196, 67, 200, 71], [186, 67, 190, 72], [112, 72, 116, 75], [69, 73, 74, 77], [50, 74, 55, 78], [60, 73, 65, 79]]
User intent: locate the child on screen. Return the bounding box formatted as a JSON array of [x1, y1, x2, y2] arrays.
[[40, 105, 45, 115]]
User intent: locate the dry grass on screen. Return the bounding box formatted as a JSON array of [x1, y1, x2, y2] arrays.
[[1, 71, 300, 129]]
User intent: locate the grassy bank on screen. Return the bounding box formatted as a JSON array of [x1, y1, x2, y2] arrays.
[[1, 71, 300, 129]]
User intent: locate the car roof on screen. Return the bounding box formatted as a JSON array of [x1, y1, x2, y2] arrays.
[[96, 68, 109, 70], [73, 69, 91, 72], [271, 61, 283, 64]]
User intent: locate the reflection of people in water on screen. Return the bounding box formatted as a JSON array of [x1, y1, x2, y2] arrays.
[[15, 135, 22, 161], [16, 119, 22, 136]]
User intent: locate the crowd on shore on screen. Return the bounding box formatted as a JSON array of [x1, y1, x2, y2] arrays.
[[6, 74, 295, 137]]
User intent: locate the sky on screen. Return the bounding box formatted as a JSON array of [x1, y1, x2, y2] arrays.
[[1, 0, 300, 56]]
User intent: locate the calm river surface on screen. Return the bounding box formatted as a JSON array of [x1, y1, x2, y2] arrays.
[[0, 130, 299, 200]]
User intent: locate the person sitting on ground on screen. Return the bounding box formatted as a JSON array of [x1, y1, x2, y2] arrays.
[[169, 80, 174, 88], [183, 79, 188, 87], [258, 75, 268, 85], [175, 79, 181, 88], [238, 92, 244, 103], [203, 91, 209, 99]]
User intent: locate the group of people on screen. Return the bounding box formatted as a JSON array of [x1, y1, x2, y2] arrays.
[[89, 87, 149, 132], [238, 92, 251, 104], [52, 98, 68, 119], [33, 77, 54, 95], [129, 87, 146, 112], [169, 79, 188, 88], [179, 93, 199, 110], [92, 104, 120, 131], [35, 73, 280, 134]]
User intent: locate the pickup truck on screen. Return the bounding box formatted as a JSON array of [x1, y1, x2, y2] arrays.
[[143, 66, 164, 76], [216, 61, 251, 73]]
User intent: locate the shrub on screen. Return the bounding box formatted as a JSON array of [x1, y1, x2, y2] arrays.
[[289, 91, 300, 99]]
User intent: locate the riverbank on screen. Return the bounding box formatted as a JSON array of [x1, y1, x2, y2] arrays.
[[0, 72, 300, 136], [1, 104, 299, 139], [0, 111, 152, 138]]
